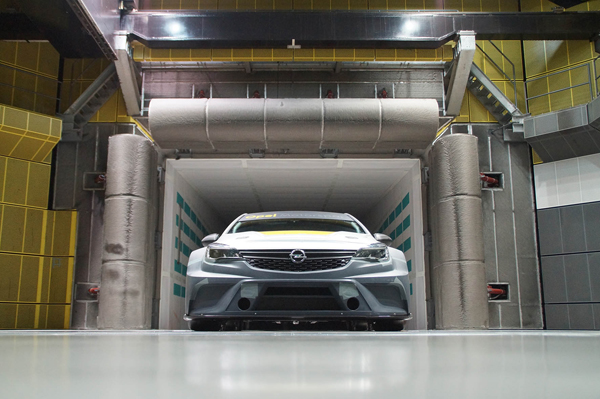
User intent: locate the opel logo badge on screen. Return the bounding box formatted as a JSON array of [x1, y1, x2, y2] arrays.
[[289, 249, 307, 264]]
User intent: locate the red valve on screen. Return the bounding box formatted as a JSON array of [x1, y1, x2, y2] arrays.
[[252, 90, 261, 98], [88, 287, 100, 296], [480, 173, 499, 185], [487, 285, 506, 296], [326, 89, 334, 99], [198, 89, 206, 98], [380, 89, 388, 98]]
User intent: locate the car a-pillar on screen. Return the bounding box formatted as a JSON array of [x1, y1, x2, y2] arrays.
[[430, 133, 489, 329], [97, 134, 158, 329]]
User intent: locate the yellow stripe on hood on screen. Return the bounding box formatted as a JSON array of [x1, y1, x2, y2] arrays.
[[261, 230, 333, 235]]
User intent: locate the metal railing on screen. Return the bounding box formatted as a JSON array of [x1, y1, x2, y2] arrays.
[[0, 62, 62, 114], [525, 62, 595, 113], [475, 41, 518, 106], [594, 55, 600, 97]]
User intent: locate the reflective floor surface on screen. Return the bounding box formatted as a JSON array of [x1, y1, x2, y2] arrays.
[[1, 330, 599, 399]]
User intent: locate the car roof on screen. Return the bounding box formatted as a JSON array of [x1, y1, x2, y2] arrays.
[[239, 211, 354, 222]]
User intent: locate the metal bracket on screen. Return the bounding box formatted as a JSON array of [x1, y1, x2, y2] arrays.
[[421, 167, 430, 185], [424, 231, 432, 252], [445, 31, 476, 116], [114, 31, 141, 116]]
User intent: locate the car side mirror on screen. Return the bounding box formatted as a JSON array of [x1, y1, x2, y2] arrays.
[[373, 233, 392, 247], [201, 233, 220, 247]]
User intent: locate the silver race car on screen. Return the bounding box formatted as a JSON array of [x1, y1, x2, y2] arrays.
[[184, 211, 411, 331]]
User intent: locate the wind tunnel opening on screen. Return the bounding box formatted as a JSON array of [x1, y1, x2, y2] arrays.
[[159, 158, 425, 330]]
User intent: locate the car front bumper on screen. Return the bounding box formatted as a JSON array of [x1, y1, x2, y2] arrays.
[[184, 278, 411, 322]]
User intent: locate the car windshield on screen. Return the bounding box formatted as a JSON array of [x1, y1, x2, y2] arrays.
[[229, 218, 366, 234]]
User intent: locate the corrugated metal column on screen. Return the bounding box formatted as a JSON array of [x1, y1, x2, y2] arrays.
[[430, 134, 489, 329], [98, 134, 156, 329]]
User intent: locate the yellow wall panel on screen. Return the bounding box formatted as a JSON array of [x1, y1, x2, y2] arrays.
[[273, 49, 293, 61], [0, 105, 61, 162], [4, 158, 28, 205], [334, 49, 355, 61], [16, 303, 36, 328], [294, 0, 312, 9], [251, 49, 272, 61], [170, 49, 192, 61], [48, 257, 73, 304], [15, 42, 41, 73], [23, 209, 44, 255], [51, 211, 77, 257], [180, 0, 199, 7], [0, 41, 17, 64], [0, 157, 5, 197], [0, 205, 26, 253], [45, 305, 71, 329], [10, 136, 44, 161], [0, 42, 60, 116], [462, 0, 480, 11], [0, 253, 20, 302], [0, 303, 17, 328], [0, 131, 21, 158], [274, 0, 293, 9], [349, 0, 368, 9], [376, 49, 396, 61], [314, 0, 332, 9], [355, 49, 375, 61], [26, 162, 51, 208], [232, 49, 253, 61], [198, 0, 218, 7], [18, 256, 40, 302], [388, 0, 406, 9], [315, 49, 334, 61]]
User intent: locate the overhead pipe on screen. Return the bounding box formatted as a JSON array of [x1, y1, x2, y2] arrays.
[[148, 98, 440, 152]]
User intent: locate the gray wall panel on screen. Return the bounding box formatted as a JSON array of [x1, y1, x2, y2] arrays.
[[564, 253, 592, 302], [589, 253, 600, 302], [559, 205, 586, 254], [541, 256, 567, 303], [583, 202, 600, 251], [568, 304, 595, 330], [538, 200, 600, 330], [545, 304, 570, 329], [538, 208, 563, 256]]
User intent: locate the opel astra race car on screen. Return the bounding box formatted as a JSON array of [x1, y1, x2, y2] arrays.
[[184, 211, 411, 331]]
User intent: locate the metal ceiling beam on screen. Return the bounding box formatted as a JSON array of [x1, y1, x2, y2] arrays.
[[16, 0, 112, 59], [122, 11, 600, 49]]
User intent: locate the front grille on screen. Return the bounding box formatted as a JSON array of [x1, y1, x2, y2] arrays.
[[239, 250, 356, 272]]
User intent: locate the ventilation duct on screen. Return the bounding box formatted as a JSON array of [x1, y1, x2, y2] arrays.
[[148, 98, 439, 154]]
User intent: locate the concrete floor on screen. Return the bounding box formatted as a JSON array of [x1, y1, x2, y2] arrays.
[[1, 331, 599, 399]]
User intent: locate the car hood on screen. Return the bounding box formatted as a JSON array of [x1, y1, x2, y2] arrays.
[[215, 231, 378, 251]]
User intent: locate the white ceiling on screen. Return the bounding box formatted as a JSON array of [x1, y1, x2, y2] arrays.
[[172, 158, 416, 223]]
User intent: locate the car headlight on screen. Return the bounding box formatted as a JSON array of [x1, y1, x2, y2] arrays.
[[353, 244, 389, 261], [206, 244, 240, 260]]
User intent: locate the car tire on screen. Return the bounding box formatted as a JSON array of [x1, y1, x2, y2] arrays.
[[372, 319, 405, 331], [190, 319, 222, 331]]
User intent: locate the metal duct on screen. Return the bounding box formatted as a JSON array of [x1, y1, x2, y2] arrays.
[[98, 134, 157, 329], [430, 133, 488, 330], [148, 98, 439, 153]]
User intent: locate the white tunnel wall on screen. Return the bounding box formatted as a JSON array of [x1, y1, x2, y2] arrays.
[[362, 160, 425, 330], [160, 160, 226, 329], [160, 158, 425, 329]]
